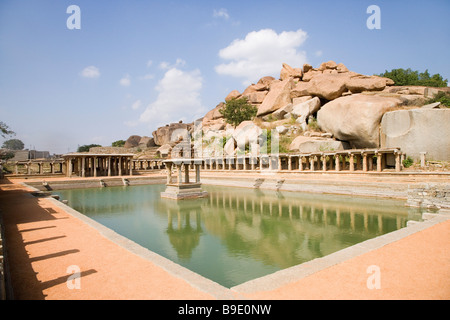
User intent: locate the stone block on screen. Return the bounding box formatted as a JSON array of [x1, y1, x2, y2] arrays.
[[380, 109, 450, 161]]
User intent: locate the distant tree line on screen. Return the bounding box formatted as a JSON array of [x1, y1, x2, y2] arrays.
[[378, 68, 448, 87], [76, 140, 125, 152]]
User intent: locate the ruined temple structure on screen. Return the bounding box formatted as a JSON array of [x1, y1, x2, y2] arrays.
[[160, 158, 208, 200], [62, 153, 134, 178]]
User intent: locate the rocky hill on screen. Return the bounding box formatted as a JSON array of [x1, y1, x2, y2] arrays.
[[128, 61, 450, 161]]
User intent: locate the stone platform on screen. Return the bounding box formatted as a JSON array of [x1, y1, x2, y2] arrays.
[[160, 183, 208, 200]]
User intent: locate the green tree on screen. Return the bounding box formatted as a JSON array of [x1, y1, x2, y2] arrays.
[[112, 140, 125, 147], [0, 121, 15, 138], [426, 91, 450, 107], [219, 97, 258, 128], [378, 68, 447, 87], [77, 144, 101, 152], [0, 149, 15, 161], [2, 138, 24, 150]]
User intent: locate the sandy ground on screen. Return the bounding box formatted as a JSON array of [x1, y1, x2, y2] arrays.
[[1, 175, 449, 300]]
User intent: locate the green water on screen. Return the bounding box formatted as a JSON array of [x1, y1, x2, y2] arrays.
[[55, 184, 422, 288]]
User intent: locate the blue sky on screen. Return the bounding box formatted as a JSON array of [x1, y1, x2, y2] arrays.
[[1, 0, 449, 154]]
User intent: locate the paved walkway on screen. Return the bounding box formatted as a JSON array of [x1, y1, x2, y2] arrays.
[[0, 177, 449, 300]]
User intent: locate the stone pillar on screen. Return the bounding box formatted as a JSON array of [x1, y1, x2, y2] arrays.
[[68, 159, 73, 177], [166, 162, 173, 184], [184, 163, 190, 183], [362, 153, 368, 172], [177, 164, 182, 184], [335, 155, 340, 172], [420, 152, 427, 168], [322, 155, 327, 171], [309, 156, 315, 172], [108, 156, 112, 177], [376, 152, 383, 172], [299, 156, 303, 171], [118, 157, 122, 176], [288, 156, 292, 171], [81, 157, 86, 177], [93, 157, 97, 177], [278, 156, 282, 171], [395, 152, 401, 172], [349, 153, 355, 172], [195, 164, 200, 183]]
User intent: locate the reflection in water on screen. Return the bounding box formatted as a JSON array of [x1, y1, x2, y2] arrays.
[[167, 210, 203, 261], [55, 184, 422, 288]]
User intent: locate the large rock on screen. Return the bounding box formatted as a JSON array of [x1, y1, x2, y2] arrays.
[[232, 121, 263, 147], [225, 90, 241, 102], [138, 136, 155, 148], [124, 135, 141, 148], [156, 144, 172, 157], [302, 63, 313, 73], [336, 63, 349, 73], [317, 94, 402, 148], [255, 76, 276, 90], [318, 60, 337, 71], [345, 76, 386, 93], [272, 103, 293, 120], [380, 108, 450, 161], [202, 118, 226, 131], [242, 91, 268, 104], [291, 97, 321, 118], [302, 69, 322, 82], [306, 73, 349, 100], [280, 63, 303, 80], [202, 102, 224, 123], [292, 96, 313, 105], [291, 97, 321, 130], [257, 79, 293, 116], [223, 136, 236, 156], [152, 122, 190, 146], [290, 81, 311, 99], [288, 135, 349, 153]]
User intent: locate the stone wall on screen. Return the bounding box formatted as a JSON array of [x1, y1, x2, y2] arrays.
[[88, 147, 129, 154], [380, 109, 450, 161], [406, 183, 450, 209]]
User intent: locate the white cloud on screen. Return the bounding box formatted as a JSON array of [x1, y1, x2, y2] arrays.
[[119, 74, 131, 86], [215, 28, 308, 84], [213, 8, 229, 20], [139, 67, 206, 128], [146, 60, 153, 67], [315, 50, 323, 57], [131, 99, 142, 110], [80, 66, 100, 78], [159, 58, 186, 70]]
